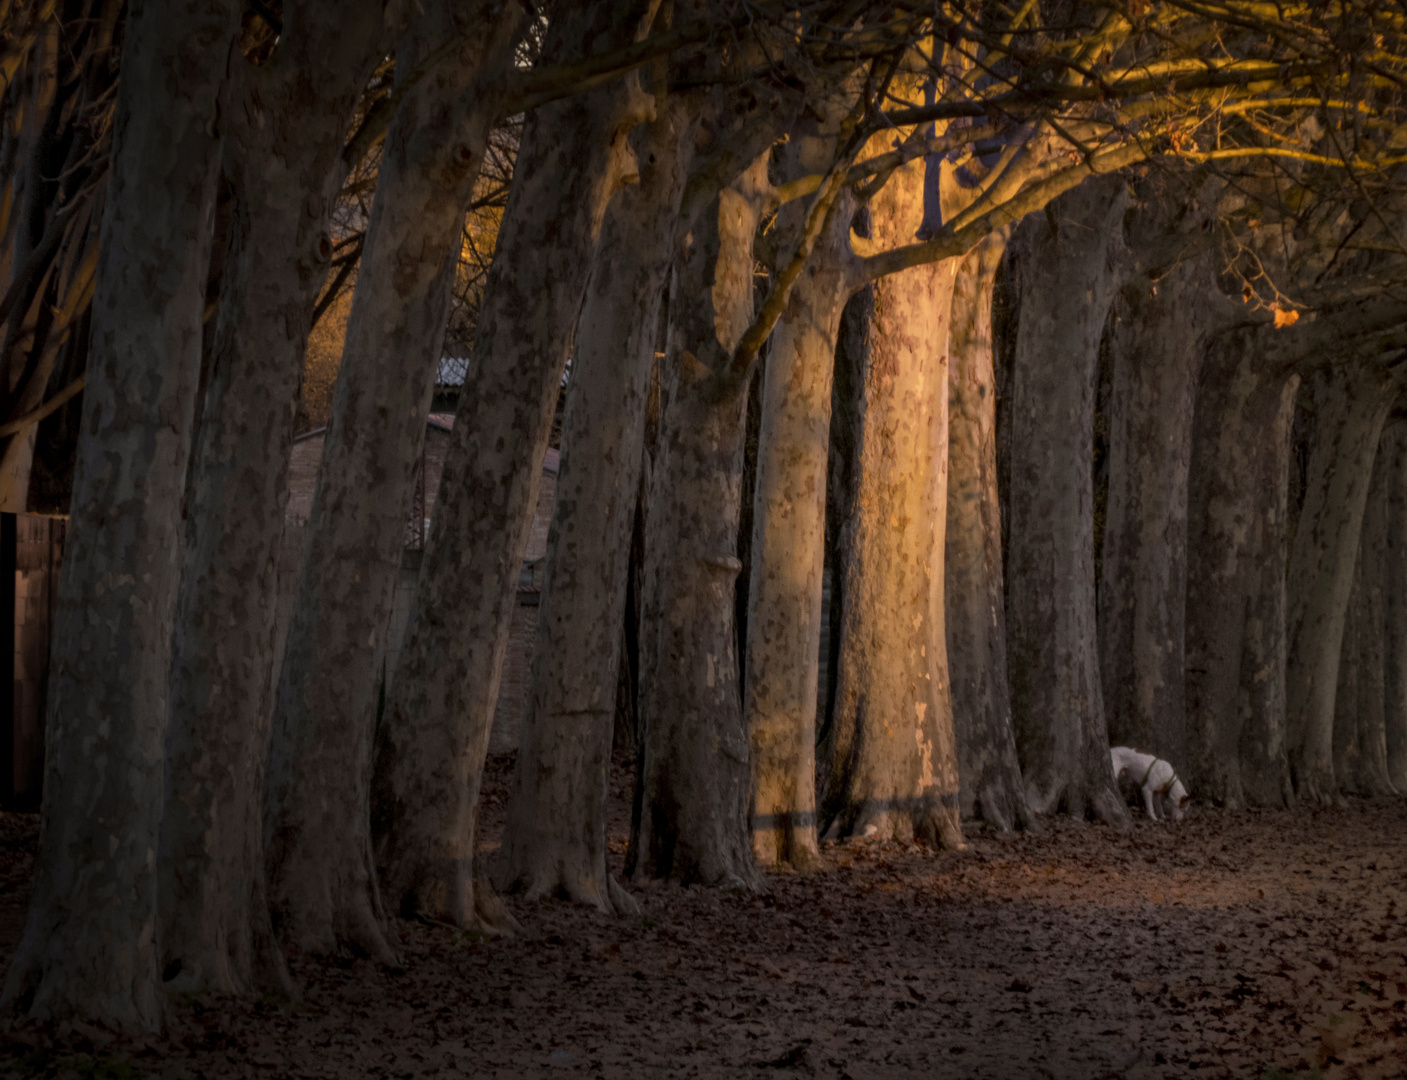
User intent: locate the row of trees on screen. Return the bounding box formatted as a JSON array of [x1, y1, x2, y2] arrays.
[[2, 0, 1407, 1033]]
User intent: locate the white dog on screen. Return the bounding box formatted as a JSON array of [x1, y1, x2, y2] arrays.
[[1110, 746, 1190, 822]]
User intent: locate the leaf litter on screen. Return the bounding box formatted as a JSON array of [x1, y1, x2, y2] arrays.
[[2, 757, 1406, 1079]]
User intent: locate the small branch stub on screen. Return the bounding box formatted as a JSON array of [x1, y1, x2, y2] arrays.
[[701, 555, 743, 575]]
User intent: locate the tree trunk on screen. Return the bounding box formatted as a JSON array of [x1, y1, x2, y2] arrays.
[[821, 286, 867, 747], [1184, 330, 1298, 808], [946, 234, 1031, 831], [1234, 371, 1299, 809], [744, 133, 857, 869], [1331, 567, 1364, 789], [0, 13, 61, 512], [1004, 179, 1129, 825], [157, 2, 396, 998], [0, 0, 122, 511], [629, 156, 768, 888], [1098, 255, 1214, 771], [492, 92, 689, 914], [819, 148, 963, 847], [1382, 421, 1407, 790], [371, 0, 653, 929], [265, 3, 525, 960], [1285, 363, 1397, 802], [0, 0, 238, 1029], [1333, 442, 1396, 796]]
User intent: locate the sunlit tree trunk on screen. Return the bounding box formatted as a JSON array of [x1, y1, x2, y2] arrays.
[[158, 0, 397, 1000], [1098, 254, 1215, 771], [1004, 179, 1129, 825], [744, 131, 857, 869], [373, 0, 656, 928], [1333, 445, 1396, 796], [630, 156, 768, 888], [1286, 362, 1397, 803], [945, 234, 1031, 831], [265, 2, 525, 960], [0, 0, 239, 1029], [1382, 421, 1407, 790], [820, 150, 962, 847], [492, 92, 690, 913]]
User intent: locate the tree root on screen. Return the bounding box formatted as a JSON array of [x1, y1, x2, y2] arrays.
[[783, 842, 827, 874], [339, 898, 401, 967], [471, 879, 523, 937], [977, 783, 1041, 834], [1089, 786, 1132, 830], [500, 862, 642, 917], [751, 825, 826, 873], [1292, 772, 1342, 807], [606, 875, 640, 916]]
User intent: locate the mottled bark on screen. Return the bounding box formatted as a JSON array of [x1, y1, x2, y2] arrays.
[[1181, 333, 1288, 804], [373, 1, 653, 928], [946, 235, 1031, 831], [159, 0, 398, 1000], [1286, 363, 1397, 802], [1005, 179, 1129, 825], [1332, 445, 1396, 797], [266, 3, 525, 959], [493, 91, 688, 914], [1098, 255, 1215, 771], [630, 156, 768, 888], [1383, 423, 1407, 790], [745, 132, 857, 869], [821, 149, 962, 848], [0, 0, 239, 1029], [1235, 372, 1299, 809]]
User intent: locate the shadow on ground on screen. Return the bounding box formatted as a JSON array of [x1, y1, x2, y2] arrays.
[[3, 757, 1405, 1079]]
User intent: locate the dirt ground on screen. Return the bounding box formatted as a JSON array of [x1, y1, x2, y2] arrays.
[[3, 755, 1406, 1080]]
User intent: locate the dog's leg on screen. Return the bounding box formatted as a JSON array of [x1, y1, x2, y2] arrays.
[[1142, 786, 1159, 820]]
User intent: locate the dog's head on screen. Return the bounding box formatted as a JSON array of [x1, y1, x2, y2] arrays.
[[1169, 788, 1190, 822]]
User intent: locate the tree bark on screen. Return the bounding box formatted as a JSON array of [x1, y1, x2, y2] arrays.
[[0, 12, 62, 512], [1234, 370, 1299, 809], [0, 1, 122, 511], [1004, 179, 1129, 825], [158, 1, 399, 999], [1098, 254, 1215, 771], [629, 156, 768, 888], [1184, 329, 1298, 807], [0, 0, 239, 1029], [819, 148, 963, 848], [1285, 362, 1397, 802], [1332, 441, 1396, 796], [1382, 422, 1407, 790], [492, 90, 689, 914], [371, 0, 653, 929], [946, 234, 1031, 831], [265, 2, 525, 959], [744, 133, 857, 869]]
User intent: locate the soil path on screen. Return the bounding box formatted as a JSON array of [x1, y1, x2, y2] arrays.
[[3, 757, 1405, 1079]]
